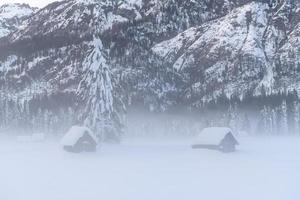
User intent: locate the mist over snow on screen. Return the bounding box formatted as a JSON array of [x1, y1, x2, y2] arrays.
[[1, 109, 300, 199], [0, 135, 300, 200], [1, 0, 300, 199]]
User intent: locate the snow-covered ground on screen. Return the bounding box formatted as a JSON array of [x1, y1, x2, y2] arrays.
[[0, 136, 300, 200]]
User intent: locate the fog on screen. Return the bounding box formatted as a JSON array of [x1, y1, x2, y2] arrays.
[[1, 0, 300, 199], [1, 133, 300, 200], [0, 107, 300, 200]]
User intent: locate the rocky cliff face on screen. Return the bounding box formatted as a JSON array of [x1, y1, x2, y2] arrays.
[[153, 0, 300, 105], [0, 0, 299, 138], [0, 3, 36, 38]]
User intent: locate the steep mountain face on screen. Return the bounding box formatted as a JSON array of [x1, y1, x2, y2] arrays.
[[276, 1, 300, 93], [0, 3, 36, 38], [152, 0, 300, 105], [0, 0, 144, 139], [0, 0, 300, 138], [0, 0, 240, 122]]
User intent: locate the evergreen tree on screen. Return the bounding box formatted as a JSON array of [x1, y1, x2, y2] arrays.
[[78, 37, 124, 142], [271, 108, 277, 135], [260, 106, 269, 135], [293, 101, 300, 135], [241, 113, 251, 134], [228, 103, 239, 133], [280, 100, 288, 134]]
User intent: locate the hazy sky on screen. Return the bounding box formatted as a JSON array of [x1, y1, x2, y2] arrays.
[[0, 0, 57, 8]]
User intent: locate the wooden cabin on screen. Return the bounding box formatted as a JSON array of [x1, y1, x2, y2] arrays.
[[192, 127, 239, 153], [61, 126, 97, 153]]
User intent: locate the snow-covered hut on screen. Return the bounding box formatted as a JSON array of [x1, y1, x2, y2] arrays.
[[61, 126, 97, 153], [192, 127, 238, 152]]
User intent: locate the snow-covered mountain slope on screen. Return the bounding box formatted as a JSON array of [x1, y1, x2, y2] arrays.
[[275, 3, 300, 93], [152, 1, 300, 104], [0, 3, 36, 38], [0, 0, 140, 56], [0, 0, 300, 137], [9, 0, 140, 41], [0, 0, 246, 56], [0, 0, 240, 109], [0, 0, 143, 139]]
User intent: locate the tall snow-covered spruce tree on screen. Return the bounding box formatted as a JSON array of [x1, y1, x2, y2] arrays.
[[77, 37, 125, 142]]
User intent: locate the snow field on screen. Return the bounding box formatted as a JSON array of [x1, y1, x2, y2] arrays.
[[0, 136, 299, 200]]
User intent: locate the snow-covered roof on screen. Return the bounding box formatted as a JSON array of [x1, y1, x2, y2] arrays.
[[194, 127, 234, 146], [60, 126, 97, 146]]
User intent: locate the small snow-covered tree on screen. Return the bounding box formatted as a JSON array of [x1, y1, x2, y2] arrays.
[[78, 37, 124, 142], [67, 107, 75, 128], [293, 101, 300, 135], [44, 109, 51, 133], [260, 106, 269, 135], [228, 103, 239, 133], [280, 100, 288, 135], [271, 108, 277, 135], [258, 105, 280, 135], [241, 113, 251, 134]]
